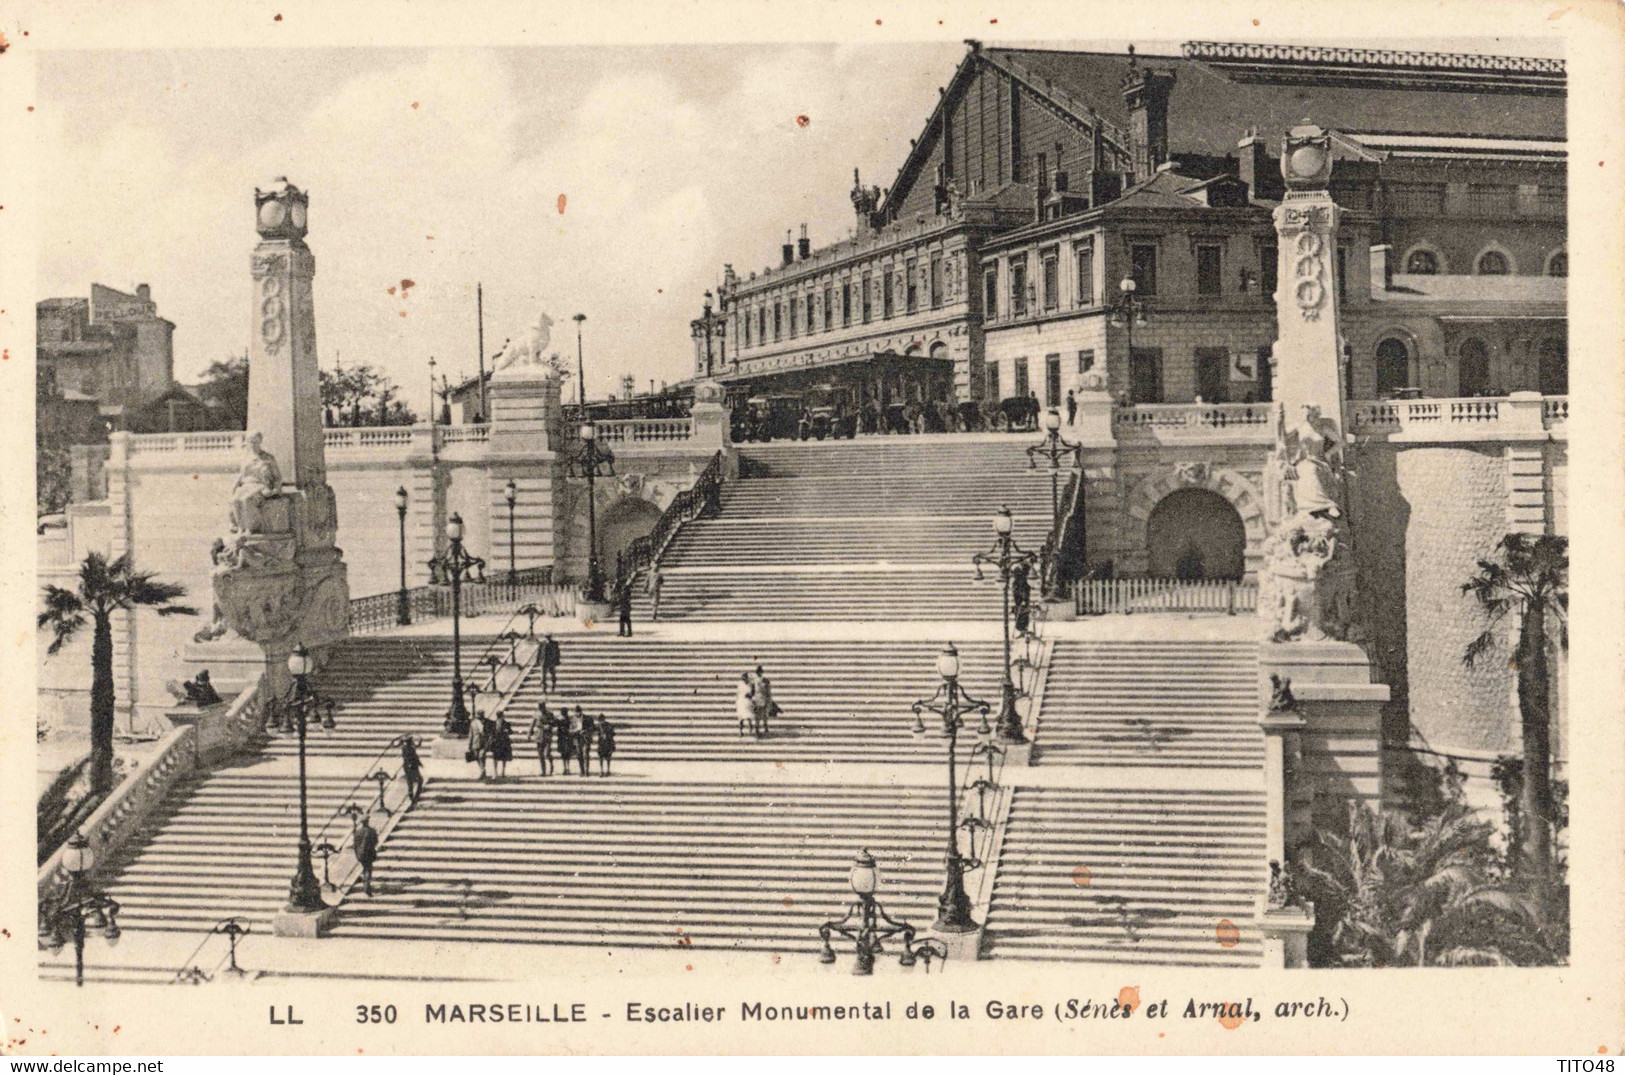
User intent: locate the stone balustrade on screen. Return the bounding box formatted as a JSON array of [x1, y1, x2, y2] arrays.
[[126, 424, 491, 459], [1113, 402, 1274, 442], [593, 417, 694, 444], [1350, 393, 1566, 440]]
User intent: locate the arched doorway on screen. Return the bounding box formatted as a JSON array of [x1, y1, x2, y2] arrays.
[[1146, 489, 1246, 581], [598, 496, 663, 579]]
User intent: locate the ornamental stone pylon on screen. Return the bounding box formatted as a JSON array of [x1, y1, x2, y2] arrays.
[[193, 178, 349, 690], [1259, 124, 1356, 643]]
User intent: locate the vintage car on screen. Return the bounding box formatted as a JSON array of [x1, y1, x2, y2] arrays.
[[798, 384, 857, 440]]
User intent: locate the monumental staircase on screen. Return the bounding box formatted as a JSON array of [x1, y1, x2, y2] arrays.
[[46, 435, 1276, 982]]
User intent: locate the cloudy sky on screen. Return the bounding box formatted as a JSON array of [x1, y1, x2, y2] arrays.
[[35, 44, 979, 404], [34, 34, 1563, 406]]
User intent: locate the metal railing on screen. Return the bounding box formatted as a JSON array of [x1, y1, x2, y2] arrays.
[[1075, 577, 1259, 616], [612, 449, 726, 595], [1039, 470, 1081, 599], [347, 567, 555, 635]]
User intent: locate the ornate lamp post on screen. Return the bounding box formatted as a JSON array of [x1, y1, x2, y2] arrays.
[[973, 507, 1038, 743], [275, 644, 335, 917], [38, 831, 122, 987], [568, 422, 615, 604], [1109, 276, 1149, 383], [1027, 408, 1082, 596], [692, 289, 726, 379], [431, 512, 485, 736], [911, 643, 992, 935], [504, 478, 518, 587], [394, 486, 411, 626], [817, 851, 946, 975]]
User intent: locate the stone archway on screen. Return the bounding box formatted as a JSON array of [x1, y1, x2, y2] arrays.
[[1146, 488, 1246, 580], [1126, 463, 1266, 576], [598, 495, 663, 577]]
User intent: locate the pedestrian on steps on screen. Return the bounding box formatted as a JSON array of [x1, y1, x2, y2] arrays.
[[616, 582, 634, 637], [352, 812, 380, 897], [575, 707, 595, 777], [752, 665, 779, 739], [530, 702, 555, 777], [647, 565, 663, 622], [541, 633, 561, 693], [597, 718, 616, 775], [400, 735, 424, 804], [1013, 562, 1032, 637], [735, 672, 755, 737], [467, 712, 495, 780], [558, 711, 575, 775], [490, 716, 514, 780]]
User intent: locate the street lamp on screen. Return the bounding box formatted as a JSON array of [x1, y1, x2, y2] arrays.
[[38, 830, 121, 987], [817, 850, 947, 975], [394, 486, 411, 626], [175, 918, 251, 984], [1109, 276, 1150, 374], [973, 507, 1039, 743], [568, 422, 616, 604], [911, 643, 992, 935], [430, 512, 485, 736], [504, 478, 518, 587], [1027, 408, 1082, 597], [692, 289, 726, 379], [272, 644, 335, 918]]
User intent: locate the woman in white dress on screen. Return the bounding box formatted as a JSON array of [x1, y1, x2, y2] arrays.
[[735, 672, 756, 738]]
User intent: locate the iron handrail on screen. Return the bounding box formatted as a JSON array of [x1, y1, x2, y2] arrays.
[[613, 449, 726, 595]]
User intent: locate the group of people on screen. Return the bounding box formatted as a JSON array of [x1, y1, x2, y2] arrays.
[[734, 665, 781, 739], [528, 702, 616, 776]]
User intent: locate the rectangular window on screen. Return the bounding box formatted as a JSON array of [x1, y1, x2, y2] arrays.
[[861, 274, 872, 323], [1045, 353, 1062, 407], [1389, 183, 1445, 216], [1013, 356, 1030, 398], [1259, 243, 1278, 302], [823, 286, 833, 331], [1129, 348, 1163, 404], [1010, 258, 1028, 317], [789, 297, 798, 337], [905, 259, 918, 314], [842, 283, 852, 326], [759, 308, 767, 343], [882, 269, 895, 319], [1196, 244, 1223, 296], [774, 303, 782, 341], [1194, 346, 1229, 403], [1130, 244, 1158, 296], [1041, 247, 1059, 311], [1077, 349, 1095, 376], [1463, 183, 1516, 217], [985, 361, 999, 401], [983, 267, 998, 319], [744, 310, 752, 347], [1074, 240, 1094, 306], [930, 256, 943, 309]]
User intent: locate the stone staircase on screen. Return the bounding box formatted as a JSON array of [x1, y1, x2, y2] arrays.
[[641, 439, 1053, 622], [984, 786, 1266, 966], [1033, 640, 1265, 769], [331, 778, 943, 952]]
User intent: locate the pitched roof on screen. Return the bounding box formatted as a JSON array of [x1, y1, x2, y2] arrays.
[[983, 45, 1565, 157]]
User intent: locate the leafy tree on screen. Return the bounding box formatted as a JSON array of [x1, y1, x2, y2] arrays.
[[321, 363, 417, 427], [1462, 533, 1567, 900], [195, 352, 250, 429], [36, 366, 89, 515], [1299, 799, 1558, 967], [38, 553, 197, 793]]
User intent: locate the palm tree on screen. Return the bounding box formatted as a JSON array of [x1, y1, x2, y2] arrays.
[[1300, 800, 1555, 967], [1462, 533, 1567, 899], [38, 553, 196, 794]]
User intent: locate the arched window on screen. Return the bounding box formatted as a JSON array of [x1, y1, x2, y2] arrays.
[[1538, 338, 1568, 395], [1476, 250, 1510, 275], [1404, 249, 1439, 275], [1546, 251, 1568, 278], [1375, 338, 1411, 398], [1458, 338, 1492, 397]]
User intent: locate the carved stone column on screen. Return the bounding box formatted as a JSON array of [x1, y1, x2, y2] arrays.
[[193, 178, 349, 698]]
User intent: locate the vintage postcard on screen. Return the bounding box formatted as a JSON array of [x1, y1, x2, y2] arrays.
[[1, 0, 1621, 1058]]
